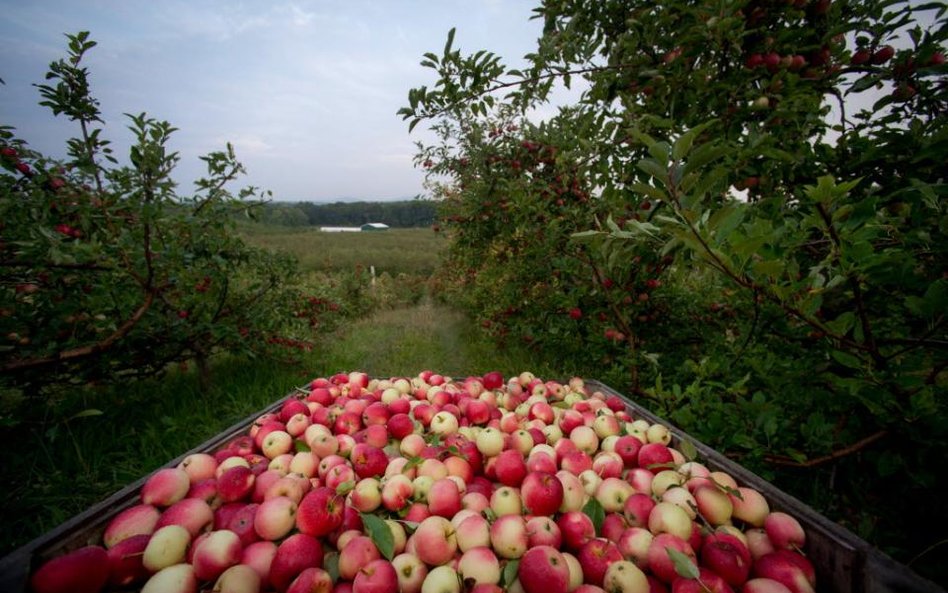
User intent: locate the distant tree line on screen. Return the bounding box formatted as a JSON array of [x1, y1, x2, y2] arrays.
[[259, 200, 437, 228]]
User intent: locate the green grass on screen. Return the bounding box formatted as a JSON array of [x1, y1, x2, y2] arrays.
[[0, 301, 558, 555], [240, 224, 448, 276]]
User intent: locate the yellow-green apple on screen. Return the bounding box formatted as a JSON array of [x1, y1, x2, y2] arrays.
[[296, 487, 344, 536], [579, 470, 601, 497], [576, 538, 622, 587], [647, 502, 693, 540], [593, 414, 621, 439], [764, 512, 806, 550], [476, 427, 505, 456], [617, 527, 652, 569], [289, 452, 318, 478], [413, 475, 434, 502], [351, 477, 382, 512], [509, 429, 535, 455], [242, 541, 278, 583], [339, 536, 381, 580], [557, 511, 596, 552], [490, 514, 528, 559], [700, 532, 752, 587], [522, 471, 564, 516], [693, 485, 733, 526], [602, 560, 649, 593], [595, 477, 633, 513], [645, 424, 671, 445], [730, 487, 770, 527], [414, 516, 458, 566], [431, 411, 460, 436], [192, 529, 242, 581], [141, 467, 191, 507], [519, 545, 570, 593], [556, 470, 586, 513], [742, 578, 794, 593], [270, 533, 325, 591], [418, 458, 449, 480], [268, 454, 294, 475], [30, 545, 109, 593], [458, 547, 501, 585], [392, 552, 429, 593], [143, 525, 191, 571], [103, 504, 160, 548], [456, 514, 491, 551], [212, 563, 261, 593], [570, 426, 599, 455], [661, 487, 697, 520], [490, 485, 523, 516], [254, 496, 298, 541], [650, 470, 684, 497], [563, 552, 584, 592], [422, 565, 461, 593], [745, 528, 776, 560], [141, 564, 197, 593], [526, 515, 562, 548]]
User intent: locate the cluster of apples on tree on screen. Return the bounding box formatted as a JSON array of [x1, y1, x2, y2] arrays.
[[30, 371, 817, 593]]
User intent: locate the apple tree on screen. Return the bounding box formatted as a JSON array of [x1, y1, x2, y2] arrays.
[[403, 0, 947, 575], [0, 32, 315, 398]]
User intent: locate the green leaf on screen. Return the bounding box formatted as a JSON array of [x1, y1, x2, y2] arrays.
[[582, 497, 605, 535], [294, 439, 311, 453], [336, 481, 355, 496], [503, 559, 520, 587], [325, 552, 340, 583], [68, 408, 103, 421], [666, 547, 700, 579], [360, 512, 396, 560], [678, 439, 698, 461]]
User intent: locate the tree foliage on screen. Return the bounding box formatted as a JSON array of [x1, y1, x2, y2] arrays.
[[402, 0, 947, 578]]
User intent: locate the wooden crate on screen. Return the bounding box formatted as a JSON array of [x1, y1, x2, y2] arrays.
[[0, 379, 943, 593]]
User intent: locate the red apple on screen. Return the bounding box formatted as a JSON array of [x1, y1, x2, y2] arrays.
[[519, 545, 571, 593]]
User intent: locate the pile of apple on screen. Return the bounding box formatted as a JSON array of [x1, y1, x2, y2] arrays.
[[29, 371, 817, 593]]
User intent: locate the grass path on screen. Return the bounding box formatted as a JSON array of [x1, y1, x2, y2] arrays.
[[309, 300, 558, 380]]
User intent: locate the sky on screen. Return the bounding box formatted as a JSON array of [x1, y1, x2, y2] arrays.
[[0, 1, 545, 201]]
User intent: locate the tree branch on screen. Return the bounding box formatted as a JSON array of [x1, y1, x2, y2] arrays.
[[764, 430, 888, 468]]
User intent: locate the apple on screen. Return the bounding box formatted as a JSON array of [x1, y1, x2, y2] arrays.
[[242, 540, 278, 583], [271, 533, 325, 591], [457, 513, 492, 551], [106, 534, 150, 588], [143, 525, 191, 572], [213, 563, 262, 593], [458, 547, 501, 585], [353, 559, 399, 593], [218, 466, 256, 503], [646, 533, 695, 584], [254, 496, 298, 541], [491, 485, 523, 516], [141, 467, 191, 507], [490, 514, 528, 559], [413, 515, 459, 566], [522, 471, 565, 516], [742, 578, 794, 593], [192, 529, 242, 581], [558, 510, 596, 551], [339, 536, 382, 581], [30, 545, 109, 593], [595, 477, 633, 513], [602, 560, 649, 593], [103, 504, 160, 548], [701, 532, 751, 586], [178, 453, 219, 483], [764, 512, 806, 550], [141, 564, 198, 593], [576, 538, 622, 587], [297, 487, 344, 536], [526, 515, 563, 548], [617, 527, 652, 569], [648, 502, 693, 540], [519, 545, 571, 593], [392, 553, 429, 593], [693, 485, 733, 526], [429, 478, 463, 517], [730, 487, 770, 527], [422, 565, 461, 593]]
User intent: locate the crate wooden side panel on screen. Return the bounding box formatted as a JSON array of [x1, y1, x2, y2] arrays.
[[0, 397, 285, 593], [586, 380, 945, 593]]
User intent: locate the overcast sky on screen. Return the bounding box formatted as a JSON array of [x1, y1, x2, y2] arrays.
[[0, 1, 543, 201]]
